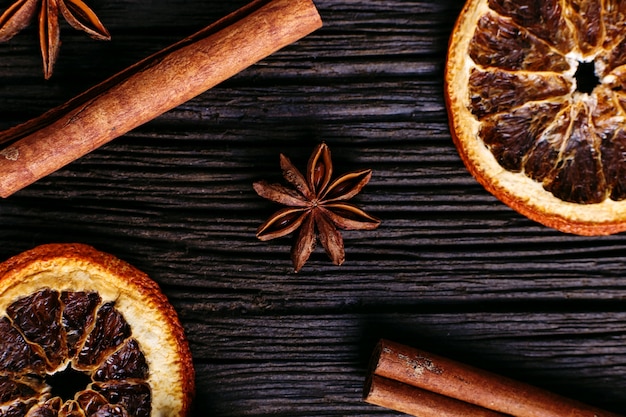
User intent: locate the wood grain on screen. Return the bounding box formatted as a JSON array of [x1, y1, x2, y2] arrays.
[[0, 0, 625, 416]]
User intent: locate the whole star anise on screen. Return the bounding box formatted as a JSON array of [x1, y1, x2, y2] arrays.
[[254, 142, 381, 272], [0, 0, 110, 79]]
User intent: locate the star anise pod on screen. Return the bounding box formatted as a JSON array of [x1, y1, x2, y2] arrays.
[[254, 142, 381, 272], [0, 0, 110, 79]]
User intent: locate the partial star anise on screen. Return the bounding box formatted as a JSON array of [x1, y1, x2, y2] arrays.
[[0, 0, 110, 79], [254, 142, 381, 273]]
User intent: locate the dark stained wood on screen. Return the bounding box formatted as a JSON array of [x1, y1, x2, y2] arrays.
[[0, 0, 625, 415]]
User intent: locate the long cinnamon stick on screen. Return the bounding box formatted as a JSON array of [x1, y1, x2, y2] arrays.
[[365, 375, 509, 417], [0, 0, 322, 197], [365, 339, 623, 417]]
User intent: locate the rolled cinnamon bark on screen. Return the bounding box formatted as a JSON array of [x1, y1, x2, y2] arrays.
[[365, 374, 509, 417], [366, 339, 623, 417], [0, 0, 322, 197]]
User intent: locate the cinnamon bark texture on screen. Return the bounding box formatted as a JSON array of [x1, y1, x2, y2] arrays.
[[365, 375, 508, 417], [364, 339, 624, 417], [0, 0, 322, 197]]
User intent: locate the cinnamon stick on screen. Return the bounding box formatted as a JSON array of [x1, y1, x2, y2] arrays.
[[365, 375, 509, 417], [365, 339, 623, 417], [0, 0, 322, 197]]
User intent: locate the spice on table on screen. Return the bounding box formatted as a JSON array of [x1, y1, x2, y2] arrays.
[[254, 142, 381, 272], [0, 0, 322, 197], [0, 0, 110, 79], [364, 339, 624, 417], [365, 375, 507, 417]]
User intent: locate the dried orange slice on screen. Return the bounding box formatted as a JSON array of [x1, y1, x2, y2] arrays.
[[0, 243, 194, 416], [445, 0, 626, 235]]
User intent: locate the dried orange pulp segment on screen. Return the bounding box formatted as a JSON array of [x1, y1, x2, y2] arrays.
[[445, 0, 626, 235], [0, 243, 194, 417]]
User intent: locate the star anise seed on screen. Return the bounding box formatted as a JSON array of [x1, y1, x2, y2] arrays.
[[254, 142, 381, 272], [0, 0, 110, 79]]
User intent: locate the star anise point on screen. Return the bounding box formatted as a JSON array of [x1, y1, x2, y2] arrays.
[[0, 0, 110, 78]]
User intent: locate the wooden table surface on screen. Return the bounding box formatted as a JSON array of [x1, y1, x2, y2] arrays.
[[0, 0, 625, 415]]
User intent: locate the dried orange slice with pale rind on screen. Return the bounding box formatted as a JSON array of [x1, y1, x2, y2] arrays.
[[0, 243, 194, 416], [446, 0, 626, 235]]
